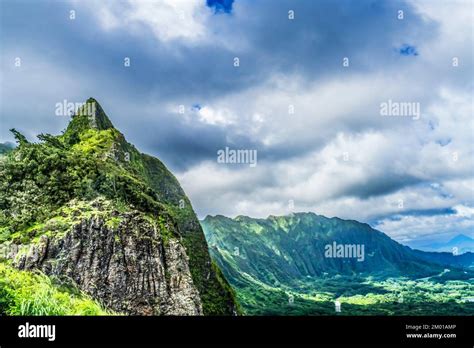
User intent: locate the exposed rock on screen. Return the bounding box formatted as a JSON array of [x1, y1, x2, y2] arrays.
[[14, 213, 203, 315]]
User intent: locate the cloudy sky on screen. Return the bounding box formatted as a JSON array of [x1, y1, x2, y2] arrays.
[[0, 0, 472, 246]]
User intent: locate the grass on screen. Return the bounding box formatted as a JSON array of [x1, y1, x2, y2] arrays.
[[0, 262, 113, 315]]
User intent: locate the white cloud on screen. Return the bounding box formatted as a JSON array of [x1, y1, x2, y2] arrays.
[[454, 204, 474, 218], [197, 106, 236, 126], [79, 0, 212, 43], [373, 204, 474, 243], [178, 80, 473, 244], [175, 1, 474, 240]]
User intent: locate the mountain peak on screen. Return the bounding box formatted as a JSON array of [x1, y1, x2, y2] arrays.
[[81, 98, 114, 130], [449, 234, 474, 244], [64, 98, 115, 143]]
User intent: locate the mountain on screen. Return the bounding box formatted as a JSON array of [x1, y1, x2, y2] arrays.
[[450, 234, 474, 244], [202, 213, 474, 315], [0, 142, 15, 155], [0, 98, 238, 315], [203, 213, 473, 280], [415, 234, 474, 254]]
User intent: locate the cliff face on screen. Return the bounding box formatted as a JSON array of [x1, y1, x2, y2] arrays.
[[11, 209, 202, 315], [0, 99, 237, 315]]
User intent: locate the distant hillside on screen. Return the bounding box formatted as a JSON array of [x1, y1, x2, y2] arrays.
[[202, 213, 474, 315], [414, 234, 474, 254], [0, 142, 15, 155]]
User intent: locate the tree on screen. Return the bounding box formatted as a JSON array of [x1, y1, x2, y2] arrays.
[[10, 129, 28, 146]]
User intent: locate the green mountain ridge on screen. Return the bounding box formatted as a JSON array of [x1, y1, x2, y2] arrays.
[[0, 98, 238, 315], [201, 213, 474, 315], [0, 142, 15, 155]]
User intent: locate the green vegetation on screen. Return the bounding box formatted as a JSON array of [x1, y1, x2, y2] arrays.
[[0, 262, 112, 315], [0, 112, 171, 243], [2, 197, 125, 245], [232, 275, 474, 315]]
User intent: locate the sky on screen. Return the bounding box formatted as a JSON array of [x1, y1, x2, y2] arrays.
[[0, 0, 473, 246]]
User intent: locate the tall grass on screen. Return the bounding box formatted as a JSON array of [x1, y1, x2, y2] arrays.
[[0, 262, 113, 315]]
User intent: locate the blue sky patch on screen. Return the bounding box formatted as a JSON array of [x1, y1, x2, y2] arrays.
[[436, 138, 452, 147], [207, 0, 234, 14], [399, 44, 419, 56]]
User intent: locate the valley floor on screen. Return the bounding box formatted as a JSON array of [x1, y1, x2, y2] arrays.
[[233, 273, 474, 315]]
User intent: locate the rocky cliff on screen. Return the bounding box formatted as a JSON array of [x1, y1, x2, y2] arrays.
[[10, 205, 202, 315]]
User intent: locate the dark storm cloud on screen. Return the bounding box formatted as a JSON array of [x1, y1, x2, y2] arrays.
[[342, 174, 423, 200]]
